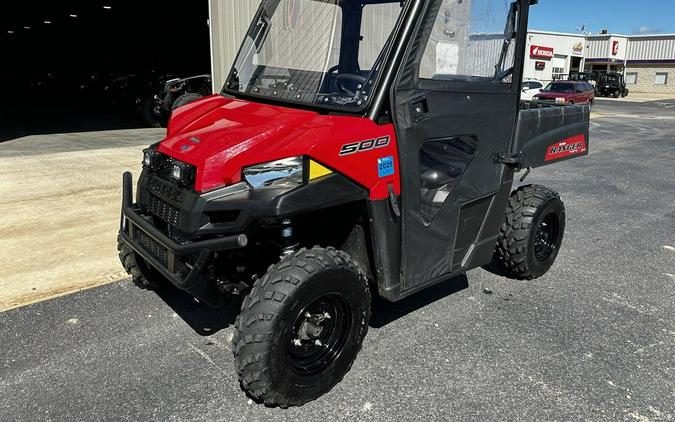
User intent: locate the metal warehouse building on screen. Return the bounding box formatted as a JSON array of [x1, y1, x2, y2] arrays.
[[207, 1, 675, 95], [522, 30, 675, 93]]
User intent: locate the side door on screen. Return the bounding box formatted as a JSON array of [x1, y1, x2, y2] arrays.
[[391, 0, 529, 291]]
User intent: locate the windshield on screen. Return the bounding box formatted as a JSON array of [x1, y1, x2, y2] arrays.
[[224, 0, 404, 111], [543, 82, 575, 93]]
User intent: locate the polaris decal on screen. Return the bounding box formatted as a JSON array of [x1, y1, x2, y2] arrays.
[[339, 136, 390, 156], [377, 156, 395, 177], [545, 135, 587, 161]]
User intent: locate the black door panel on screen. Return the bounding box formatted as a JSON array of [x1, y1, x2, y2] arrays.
[[391, 0, 529, 292]]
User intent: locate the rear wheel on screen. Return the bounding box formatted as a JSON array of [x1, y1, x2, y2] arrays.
[[488, 185, 566, 280], [233, 247, 371, 407]]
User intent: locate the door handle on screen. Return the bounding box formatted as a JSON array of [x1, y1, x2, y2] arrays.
[[410, 97, 429, 122]]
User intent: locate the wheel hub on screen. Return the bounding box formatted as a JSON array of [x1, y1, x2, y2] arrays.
[[534, 213, 560, 261], [294, 311, 331, 344], [287, 294, 351, 374]]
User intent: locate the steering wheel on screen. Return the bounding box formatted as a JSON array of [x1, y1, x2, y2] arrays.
[[336, 73, 367, 97]]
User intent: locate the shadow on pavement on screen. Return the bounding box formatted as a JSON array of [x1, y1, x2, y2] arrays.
[[155, 284, 241, 336], [369, 274, 469, 328], [152, 272, 470, 334]]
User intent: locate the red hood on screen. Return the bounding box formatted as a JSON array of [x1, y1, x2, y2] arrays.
[[156, 95, 399, 198]]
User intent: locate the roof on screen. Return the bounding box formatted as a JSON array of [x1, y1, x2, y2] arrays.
[[528, 29, 586, 38], [530, 29, 675, 40]]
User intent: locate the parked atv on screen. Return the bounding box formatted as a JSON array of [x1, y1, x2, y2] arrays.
[[596, 72, 629, 98], [137, 74, 212, 127], [118, 0, 589, 407]]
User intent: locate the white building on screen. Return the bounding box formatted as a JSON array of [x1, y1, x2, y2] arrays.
[[524, 30, 675, 93], [523, 30, 587, 83]]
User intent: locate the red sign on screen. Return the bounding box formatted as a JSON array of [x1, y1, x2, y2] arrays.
[[535, 61, 546, 70], [545, 135, 587, 162], [530, 45, 554, 59], [612, 41, 620, 56]]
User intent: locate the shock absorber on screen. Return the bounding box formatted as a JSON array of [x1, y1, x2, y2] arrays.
[[280, 218, 298, 257]]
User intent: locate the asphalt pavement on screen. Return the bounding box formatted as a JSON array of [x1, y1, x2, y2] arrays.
[[1, 99, 674, 421]]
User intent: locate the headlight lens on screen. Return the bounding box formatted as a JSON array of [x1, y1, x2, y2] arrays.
[[142, 149, 163, 169], [170, 161, 195, 186], [243, 157, 304, 189]]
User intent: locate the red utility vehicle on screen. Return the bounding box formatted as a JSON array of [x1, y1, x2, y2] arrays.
[[118, 0, 589, 407], [534, 80, 595, 105]]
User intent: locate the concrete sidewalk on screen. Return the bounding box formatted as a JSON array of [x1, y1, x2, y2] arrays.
[[0, 128, 163, 311], [595, 92, 675, 103]]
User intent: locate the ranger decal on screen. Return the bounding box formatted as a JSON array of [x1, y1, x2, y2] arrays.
[[545, 135, 587, 161]]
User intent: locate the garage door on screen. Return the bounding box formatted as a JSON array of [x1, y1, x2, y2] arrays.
[[552, 55, 567, 80]]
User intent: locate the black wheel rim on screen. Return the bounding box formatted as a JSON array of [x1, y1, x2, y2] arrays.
[[534, 212, 560, 261], [287, 293, 351, 374]]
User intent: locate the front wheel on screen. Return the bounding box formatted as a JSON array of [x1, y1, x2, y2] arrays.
[[117, 233, 165, 289], [233, 247, 371, 407], [171, 92, 203, 111], [488, 185, 566, 280]]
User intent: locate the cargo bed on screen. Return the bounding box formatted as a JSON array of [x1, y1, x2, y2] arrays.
[[509, 101, 590, 169]]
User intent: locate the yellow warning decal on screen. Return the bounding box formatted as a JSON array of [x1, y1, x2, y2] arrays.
[[308, 160, 333, 180]]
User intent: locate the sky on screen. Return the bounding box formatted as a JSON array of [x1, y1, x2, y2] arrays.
[[528, 0, 675, 36]]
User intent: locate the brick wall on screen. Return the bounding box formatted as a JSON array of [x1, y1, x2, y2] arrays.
[[624, 65, 675, 94]]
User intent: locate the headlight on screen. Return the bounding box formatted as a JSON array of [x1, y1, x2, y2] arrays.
[[142, 149, 163, 169], [170, 161, 195, 186], [243, 157, 304, 189], [555, 97, 566, 103]]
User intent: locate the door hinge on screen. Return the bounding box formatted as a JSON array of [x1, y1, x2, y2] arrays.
[[492, 152, 522, 166]]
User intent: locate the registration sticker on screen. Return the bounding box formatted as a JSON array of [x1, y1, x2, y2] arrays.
[[377, 156, 394, 177]]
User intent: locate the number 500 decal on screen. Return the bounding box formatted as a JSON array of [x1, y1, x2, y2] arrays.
[[339, 136, 390, 156]]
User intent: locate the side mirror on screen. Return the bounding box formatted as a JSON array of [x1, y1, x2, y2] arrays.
[[576, 89, 584, 93], [539, 89, 543, 92], [522, 88, 528, 93]]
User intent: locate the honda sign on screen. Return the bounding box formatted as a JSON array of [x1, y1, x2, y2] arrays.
[[530, 45, 554, 59], [612, 41, 620, 56]]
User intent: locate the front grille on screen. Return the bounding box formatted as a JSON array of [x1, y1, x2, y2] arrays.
[[147, 194, 183, 227], [134, 228, 169, 266]]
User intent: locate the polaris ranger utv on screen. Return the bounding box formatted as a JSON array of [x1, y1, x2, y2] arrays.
[[597, 72, 629, 98], [118, 0, 589, 407]]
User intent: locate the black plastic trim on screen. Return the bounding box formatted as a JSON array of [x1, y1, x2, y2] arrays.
[[136, 170, 369, 238]]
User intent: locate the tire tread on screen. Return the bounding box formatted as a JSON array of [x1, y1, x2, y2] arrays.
[[233, 246, 370, 407]]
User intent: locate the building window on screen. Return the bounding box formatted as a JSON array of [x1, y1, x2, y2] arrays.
[[552, 67, 566, 80], [655, 73, 668, 85], [626, 72, 638, 84]]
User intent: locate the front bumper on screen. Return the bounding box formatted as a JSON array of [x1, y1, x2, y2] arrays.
[[119, 168, 368, 306], [119, 172, 248, 307]]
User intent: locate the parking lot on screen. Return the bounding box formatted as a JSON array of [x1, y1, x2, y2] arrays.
[[1, 99, 674, 421]]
